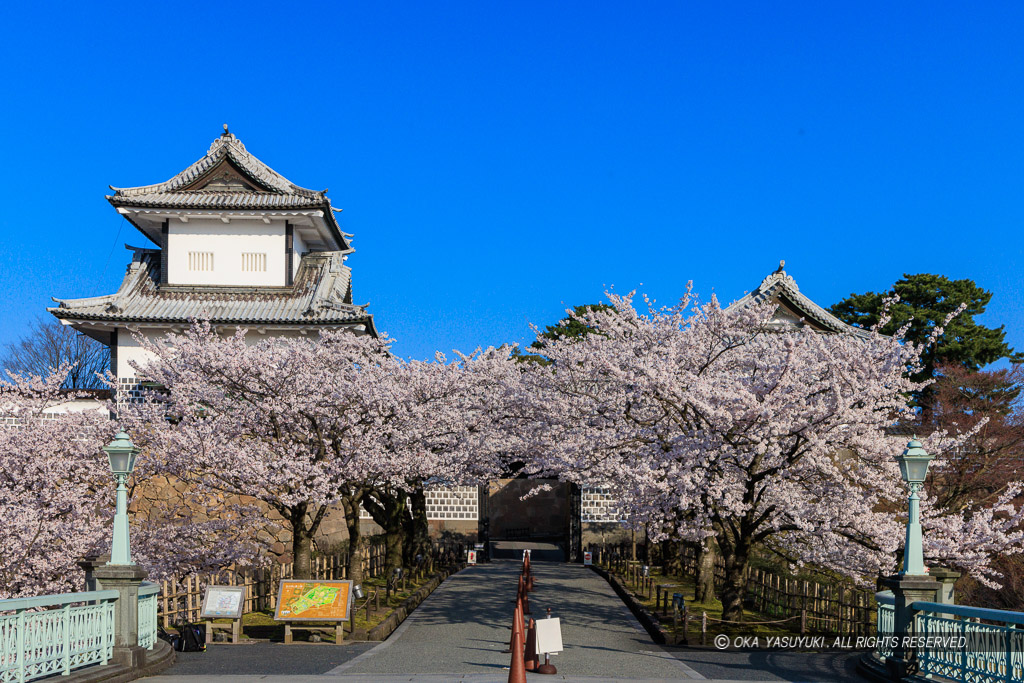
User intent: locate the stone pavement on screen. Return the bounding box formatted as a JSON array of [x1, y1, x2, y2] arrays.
[[149, 560, 860, 682]]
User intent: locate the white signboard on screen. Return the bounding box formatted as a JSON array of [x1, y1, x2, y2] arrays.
[[200, 585, 245, 619], [535, 617, 563, 654], [467, 550, 477, 565], [583, 552, 593, 566]]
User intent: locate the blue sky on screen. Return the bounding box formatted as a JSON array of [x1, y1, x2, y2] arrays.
[[1, 2, 1022, 361]]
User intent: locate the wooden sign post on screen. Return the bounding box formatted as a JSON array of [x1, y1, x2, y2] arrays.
[[274, 580, 354, 644], [200, 585, 246, 645]]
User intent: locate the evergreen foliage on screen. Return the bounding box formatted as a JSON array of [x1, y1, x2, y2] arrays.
[[830, 273, 1018, 385]]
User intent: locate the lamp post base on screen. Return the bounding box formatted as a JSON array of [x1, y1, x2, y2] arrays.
[[93, 563, 149, 659], [880, 573, 940, 673]]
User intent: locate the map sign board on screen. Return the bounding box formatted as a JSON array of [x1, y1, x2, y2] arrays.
[[200, 585, 246, 620], [273, 580, 353, 621], [535, 617, 563, 654]]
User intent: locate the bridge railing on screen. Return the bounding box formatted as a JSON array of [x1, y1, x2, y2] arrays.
[[0, 589, 118, 683], [873, 592, 1024, 683], [913, 601, 1024, 683], [874, 591, 895, 659], [138, 582, 160, 651]]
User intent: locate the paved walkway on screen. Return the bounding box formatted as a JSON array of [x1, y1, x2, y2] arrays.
[[150, 561, 860, 682], [330, 561, 697, 678]]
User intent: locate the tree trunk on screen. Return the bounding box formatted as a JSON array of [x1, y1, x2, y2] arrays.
[[718, 544, 750, 623], [341, 492, 365, 586], [694, 539, 718, 604], [364, 488, 406, 576], [289, 501, 328, 580], [291, 504, 314, 579], [664, 540, 683, 576], [402, 504, 415, 567], [384, 513, 404, 575], [410, 487, 430, 562]]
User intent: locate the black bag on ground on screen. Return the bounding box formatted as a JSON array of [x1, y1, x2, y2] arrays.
[[175, 624, 206, 652], [157, 627, 174, 647]]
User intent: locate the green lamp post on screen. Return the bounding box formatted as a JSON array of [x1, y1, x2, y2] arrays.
[[896, 438, 934, 576], [103, 431, 140, 565]]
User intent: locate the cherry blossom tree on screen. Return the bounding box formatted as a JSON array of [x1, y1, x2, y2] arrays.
[[0, 365, 255, 598], [125, 321, 519, 581], [520, 289, 1024, 622], [0, 368, 112, 598], [361, 347, 521, 572], [123, 322, 399, 580]]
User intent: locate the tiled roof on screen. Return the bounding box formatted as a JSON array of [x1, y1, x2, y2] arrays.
[[108, 191, 327, 209], [48, 248, 375, 334], [728, 262, 872, 338], [106, 127, 350, 250]]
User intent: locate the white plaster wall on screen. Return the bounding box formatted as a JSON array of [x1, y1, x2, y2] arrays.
[[42, 399, 111, 417], [292, 232, 308, 281], [115, 327, 313, 379], [116, 330, 161, 378], [167, 219, 286, 287]]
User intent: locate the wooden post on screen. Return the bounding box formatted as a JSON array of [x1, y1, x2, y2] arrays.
[[161, 580, 170, 629], [284, 624, 293, 644]]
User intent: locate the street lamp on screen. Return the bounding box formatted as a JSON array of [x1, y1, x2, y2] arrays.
[[896, 438, 934, 576], [102, 431, 140, 565]]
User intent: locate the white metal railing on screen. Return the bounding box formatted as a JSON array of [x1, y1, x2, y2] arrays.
[[875, 590, 895, 659], [138, 583, 159, 651], [0, 589, 118, 683], [913, 601, 1024, 683]]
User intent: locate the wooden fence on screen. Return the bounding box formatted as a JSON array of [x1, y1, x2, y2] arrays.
[[589, 542, 877, 635], [157, 539, 464, 626]]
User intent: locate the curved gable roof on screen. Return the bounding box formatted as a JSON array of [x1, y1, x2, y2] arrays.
[[107, 126, 350, 251], [727, 262, 872, 338]]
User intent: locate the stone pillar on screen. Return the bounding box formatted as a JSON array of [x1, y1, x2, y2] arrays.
[[78, 553, 112, 591], [928, 567, 961, 605], [93, 563, 149, 668], [880, 574, 940, 680]]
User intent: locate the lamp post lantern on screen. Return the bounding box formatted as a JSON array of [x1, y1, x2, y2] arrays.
[[103, 430, 140, 565], [896, 438, 934, 576]]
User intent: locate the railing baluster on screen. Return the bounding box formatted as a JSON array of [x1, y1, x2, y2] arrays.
[[62, 603, 71, 675], [17, 610, 26, 683]]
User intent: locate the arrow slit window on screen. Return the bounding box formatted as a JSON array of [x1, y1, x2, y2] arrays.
[[242, 252, 267, 273], [189, 252, 214, 272]]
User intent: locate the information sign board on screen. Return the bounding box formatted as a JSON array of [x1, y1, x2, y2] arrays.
[[535, 617, 563, 654], [583, 552, 593, 566], [200, 585, 246, 620], [273, 580, 353, 621], [467, 550, 477, 564]]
